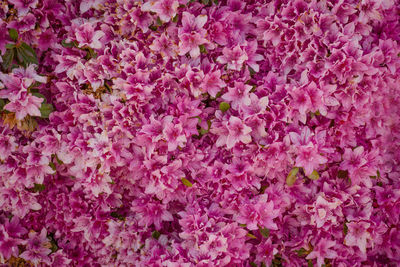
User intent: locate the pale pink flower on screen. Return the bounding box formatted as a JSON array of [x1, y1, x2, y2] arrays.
[[4, 92, 43, 120], [221, 81, 252, 110], [217, 45, 248, 71], [344, 221, 371, 254], [306, 238, 338, 267], [75, 23, 105, 49]]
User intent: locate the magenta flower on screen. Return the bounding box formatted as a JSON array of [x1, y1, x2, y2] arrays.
[[294, 145, 327, 176], [222, 81, 252, 110], [237, 194, 280, 230], [143, 0, 179, 23], [9, 0, 38, 16], [344, 221, 371, 254], [19, 229, 51, 266], [306, 238, 338, 267], [162, 120, 187, 151], [75, 23, 105, 49], [4, 92, 43, 120], [217, 45, 248, 71], [200, 69, 226, 98], [225, 116, 252, 149], [178, 33, 207, 58]]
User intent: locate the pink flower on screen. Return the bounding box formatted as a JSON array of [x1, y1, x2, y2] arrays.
[[221, 81, 252, 110], [306, 238, 338, 267], [149, 33, 177, 59], [19, 229, 51, 266], [344, 221, 371, 254], [131, 197, 173, 230], [225, 116, 252, 149], [244, 41, 264, 72], [9, 0, 38, 16], [0, 225, 20, 260], [75, 23, 105, 49], [217, 45, 248, 71], [308, 194, 342, 228], [162, 120, 187, 151], [178, 33, 207, 58], [294, 145, 327, 176], [143, 0, 179, 23], [200, 69, 226, 98], [237, 194, 280, 230], [80, 0, 105, 13], [179, 12, 208, 35], [0, 134, 16, 161], [4, 92, 43, 120], [340, 146, 376, 186]]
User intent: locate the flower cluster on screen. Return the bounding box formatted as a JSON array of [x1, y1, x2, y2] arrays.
[[0, 0, 400, 266]]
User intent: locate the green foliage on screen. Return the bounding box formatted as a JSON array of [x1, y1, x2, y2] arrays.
[[219, 102, 230, 112], [8, 28, 18, 42], [286, 167, 299, 186], [181, 178, 193, 187]]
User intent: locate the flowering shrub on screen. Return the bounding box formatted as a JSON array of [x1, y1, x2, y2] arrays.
[[0, 0, 400, 266]]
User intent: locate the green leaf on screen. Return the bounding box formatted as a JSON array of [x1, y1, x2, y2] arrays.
[[8, 28, 18, 42], [259, 227, 270, 238], [61, 40, 77, 48], [343, 222, 348, 235], [110, 212, 125, 221], [219, 102, 230, 112], [295, 248, 308, 257], [249, 262, 257, 267], [5, 43, 15, 49], [49, 162, 56, 171], [239, 223, 247, 227], [181, 178, 193, 187], [39, 103, 54, 118], [0, 99, 5, 111], [286, 167, 299, 186], [308, 170, 320, 180], [308, 259, 314, 267], [172, 14, 179, 23], [199, 44, 207, 54], [2, 48, 15, 70], [32, 92, 47, 101], [17, 43, 38, 65], [33, 183, 45, 192], [156, 17, 163, 26], [249, 66, 256, 76], [246, 233, 257, 239], [152, 231, 161, 239]]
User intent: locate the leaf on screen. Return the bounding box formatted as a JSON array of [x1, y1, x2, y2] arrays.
[[61, 40, 77, 48], [172, 14, 179, 23], [0, 99, 5, 111], [2, 48, 14, 70], [31, 92, 47, 101], [49, 162, 56, 171], [246, 233, 257, 239], [181, 178, 193, 187], [5, 43, 15, 49], [8, 28, 18, 42], [199, 44, 207, 54], [308, 170, 320, 180], [39, 103, 54, 119], [33, 183, 45, 192], [219, 102, 230, 112], [152, 231, 161, 239], [17, 43, 38, 65], [286, 167, 299, 186], [259, 227, 270, 238]]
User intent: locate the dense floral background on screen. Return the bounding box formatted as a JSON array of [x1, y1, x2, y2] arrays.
[[0, 0, 399, 266]]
